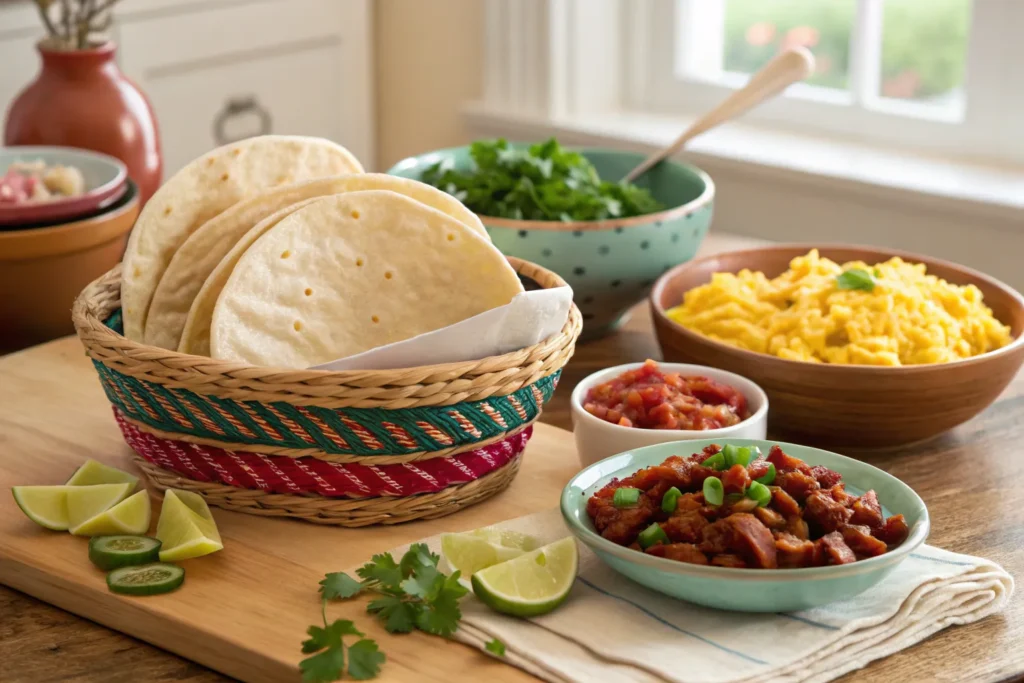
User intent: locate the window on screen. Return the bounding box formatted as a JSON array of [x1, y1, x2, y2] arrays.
[[629, 0, 1024, 163]]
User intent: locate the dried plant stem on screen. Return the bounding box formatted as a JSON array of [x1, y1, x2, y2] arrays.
[[60, 0, 73, 43], [33, 0, 122, 50], [33, 1, 61, 41]]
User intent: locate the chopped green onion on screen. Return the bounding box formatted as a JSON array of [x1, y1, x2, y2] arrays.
[[724, 493, 745, 505], [613, 487, 641, 508], [661, 486, 682, 514], [735, 446, 758, 467], [747, 481, 772, 507], [703, 477, 724, 506], [755, 463, 776, 486], [701, 452, 726, 470], [721, 444, 741, 468], [638, 522, 669, 549]]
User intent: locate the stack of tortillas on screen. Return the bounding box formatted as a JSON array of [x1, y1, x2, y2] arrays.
[[120, 135, 523, 368]]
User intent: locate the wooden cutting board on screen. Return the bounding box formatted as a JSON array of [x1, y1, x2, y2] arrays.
[[0, 337, 582, 683]]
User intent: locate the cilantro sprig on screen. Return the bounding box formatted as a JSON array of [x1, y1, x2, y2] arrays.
[[421, 138, 665, 222], [350, 543, 468, 637], [300, 618, 383, 682], [301, 543, 474, 682]]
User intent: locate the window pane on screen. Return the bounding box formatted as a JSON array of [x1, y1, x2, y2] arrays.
[[879, 0, 971, 107], [723, 0, 855, 90]]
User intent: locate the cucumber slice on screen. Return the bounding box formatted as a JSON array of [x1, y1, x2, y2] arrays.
[[107, 563, 184, 596], [89, 535, 162, 571]]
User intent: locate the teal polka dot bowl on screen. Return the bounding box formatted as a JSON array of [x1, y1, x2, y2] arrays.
[[387, 146, 714, 342]]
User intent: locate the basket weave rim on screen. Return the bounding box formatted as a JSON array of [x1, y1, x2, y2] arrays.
[[73, 257, 582, 408], [75, 257, 576, 377]]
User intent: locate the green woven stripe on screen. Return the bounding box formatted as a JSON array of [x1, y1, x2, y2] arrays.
[[93, 358, 559, 456]]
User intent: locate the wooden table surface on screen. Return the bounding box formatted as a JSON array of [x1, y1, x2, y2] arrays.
[[2, 233, 1023, 683]]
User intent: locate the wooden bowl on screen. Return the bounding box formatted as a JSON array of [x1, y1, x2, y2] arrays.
[[0, 180, 139, 354], [650, 244, 1024, 448]]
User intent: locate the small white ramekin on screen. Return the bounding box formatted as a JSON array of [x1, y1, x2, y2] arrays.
[[570, 362, 769, 470]]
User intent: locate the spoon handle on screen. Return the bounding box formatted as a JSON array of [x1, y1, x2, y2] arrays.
[[621, 46, 816, 184]]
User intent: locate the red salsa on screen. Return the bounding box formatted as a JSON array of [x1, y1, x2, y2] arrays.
[[583, 360, 749, 430]]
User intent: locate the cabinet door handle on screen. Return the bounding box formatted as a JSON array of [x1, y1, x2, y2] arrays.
[[213, 96, 272, 145]]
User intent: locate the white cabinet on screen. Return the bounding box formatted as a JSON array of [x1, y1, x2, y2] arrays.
[[0, 0, 374, 174]]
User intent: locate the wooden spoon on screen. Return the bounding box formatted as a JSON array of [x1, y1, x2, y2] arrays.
[[621, 46, 816, 184]]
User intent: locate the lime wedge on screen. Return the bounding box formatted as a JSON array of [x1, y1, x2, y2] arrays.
[[71, 491, 152, 537], [441, 526, 539, 583], [156, 489, 223, 562], [471, 537, 578, 617], [12, 485, 72, 530], [67, 459, 139, 490], [66, 483, 134, 530]]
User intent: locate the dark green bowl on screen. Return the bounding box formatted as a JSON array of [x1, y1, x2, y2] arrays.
[[388, 146, 714, 341]]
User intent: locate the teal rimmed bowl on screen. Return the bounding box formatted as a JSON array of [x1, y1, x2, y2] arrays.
[[388, 146, 714, 342], [560, 438, 929, 612]]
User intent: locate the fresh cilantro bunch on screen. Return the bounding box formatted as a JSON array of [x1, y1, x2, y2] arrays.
[[301, 543, 482, 682], [421, 138, 665, 222]]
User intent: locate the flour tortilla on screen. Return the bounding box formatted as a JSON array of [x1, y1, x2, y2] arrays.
[[173, 175, 489, 356], [177, 197, 321, 356], [210, 190, 523, 368], [145, 174, 487, 351], [121, 135, 364, 341]]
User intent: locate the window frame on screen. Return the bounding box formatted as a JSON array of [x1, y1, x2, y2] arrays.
[[626, 0, 1024, 164]]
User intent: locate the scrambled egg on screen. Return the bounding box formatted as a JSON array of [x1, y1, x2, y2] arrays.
[[666, 249, 1013, 366]]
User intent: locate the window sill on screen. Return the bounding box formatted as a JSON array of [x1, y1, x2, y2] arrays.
[[462, 104, 1024, 226]]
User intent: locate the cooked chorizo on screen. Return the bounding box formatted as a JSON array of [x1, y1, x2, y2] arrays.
[[804, 490, 853, 534], [586, 444, 906, 570], [724, 513, 778, 568]]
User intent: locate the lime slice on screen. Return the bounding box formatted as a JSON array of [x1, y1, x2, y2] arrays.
[[156, 489, 223, 562], [67, 459, 139, 490], [471, 537, 579, 617], [11, 485, 72, 531], [71, 491, 152, 537], [441, 526, 539, 583], [66, 483, 134, 530]]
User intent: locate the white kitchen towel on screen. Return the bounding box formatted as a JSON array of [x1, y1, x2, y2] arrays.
[[389, 508, 1013, 683]]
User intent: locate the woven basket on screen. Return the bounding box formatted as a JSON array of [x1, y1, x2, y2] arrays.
[[72, 257, 581, 526]]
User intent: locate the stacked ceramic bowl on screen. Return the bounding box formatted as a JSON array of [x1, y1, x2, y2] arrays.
[[1, 146, 137, 353]]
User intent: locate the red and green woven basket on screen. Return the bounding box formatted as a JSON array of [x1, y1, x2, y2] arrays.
[[72, 257, 581, 526]]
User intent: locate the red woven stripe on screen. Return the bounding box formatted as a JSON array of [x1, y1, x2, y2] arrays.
[[113, 408, 530, 499]]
